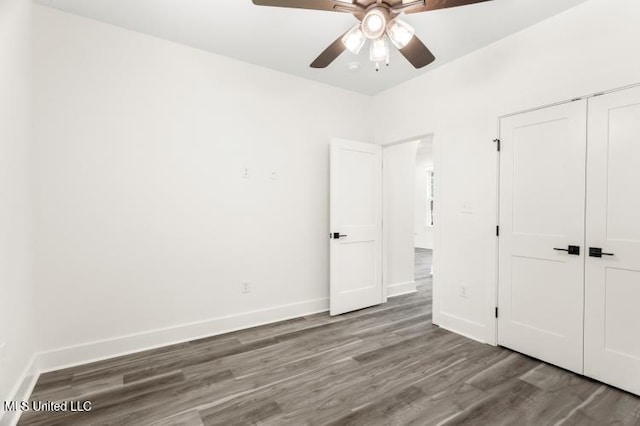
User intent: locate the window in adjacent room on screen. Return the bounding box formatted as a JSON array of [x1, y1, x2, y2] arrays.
[[426, 169, 434, 227]]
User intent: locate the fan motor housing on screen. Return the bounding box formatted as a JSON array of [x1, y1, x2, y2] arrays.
[[361, 7, 390, 39]]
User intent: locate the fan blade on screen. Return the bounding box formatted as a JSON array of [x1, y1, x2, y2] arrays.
[[398, 35, 435, 69], [310, 33, 348, 68], [252, 0, 361, 13], [405, 0, 492, 14]]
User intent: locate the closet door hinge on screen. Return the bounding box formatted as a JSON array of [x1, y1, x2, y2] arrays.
[[493, 139, 501, 152], [496, 226, 500, 237], [495, 307, 499, 318]]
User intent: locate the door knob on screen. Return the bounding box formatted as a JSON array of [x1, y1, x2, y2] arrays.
[[332, 232, 348, 239], [554, 245, 581, 255], [589, 247, 615, 258]]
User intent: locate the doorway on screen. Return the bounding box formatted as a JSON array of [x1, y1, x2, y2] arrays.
[[329, 135, 438, 317], [414, 137, 435, 300]]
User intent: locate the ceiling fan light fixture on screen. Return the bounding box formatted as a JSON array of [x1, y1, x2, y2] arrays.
[[370, 37, 390, 70], [387, 18, 415, 49], [362, 9, 387, 39], [341, 25, 366, 54]]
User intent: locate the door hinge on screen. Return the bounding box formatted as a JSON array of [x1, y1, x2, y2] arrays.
[[495, 307, 499, 318], [493, 139, 501, 152], [496, 226, 500, 237]]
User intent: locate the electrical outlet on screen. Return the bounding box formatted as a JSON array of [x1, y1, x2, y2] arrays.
[[241, 281, 251, 294], [242, 168, 250, 179]]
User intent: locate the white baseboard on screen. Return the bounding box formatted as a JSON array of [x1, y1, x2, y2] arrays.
[[36, 297, 328, 374], [387, 280, 417, 298], [438, 311, 487, 344], [1, 355, 39, 426], [2, 297, 329, 425]]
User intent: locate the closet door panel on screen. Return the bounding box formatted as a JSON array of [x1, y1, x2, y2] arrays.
[[585, 86, 640, 396], [498, 100, 587, 374]]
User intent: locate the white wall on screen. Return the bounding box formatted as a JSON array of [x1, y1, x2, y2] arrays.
[[0, 0, 37, 418], [383, 141, 419, 297], [414, 139, 434, 250], [30, 6, 370, 366], [373, 0, 640, 343]]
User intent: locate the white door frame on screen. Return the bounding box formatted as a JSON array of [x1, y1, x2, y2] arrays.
[[379, 133, 442, 326]]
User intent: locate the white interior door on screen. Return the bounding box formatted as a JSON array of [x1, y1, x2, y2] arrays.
[[584, 87, 640, 396], [498, 100, 587, 374], [330, 138, 383, 316]]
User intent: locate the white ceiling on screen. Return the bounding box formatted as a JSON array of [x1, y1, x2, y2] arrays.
[[35, 0, 590, 95]]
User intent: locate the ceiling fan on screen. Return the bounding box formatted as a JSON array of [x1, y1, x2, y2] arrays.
[[252, 0, 493, 71]]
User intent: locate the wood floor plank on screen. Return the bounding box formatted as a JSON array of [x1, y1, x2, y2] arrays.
[[465, 352, 542, 391], [440, 379, 541, 426], [558, 386, 640, 426], [150, 410, 204, 426], [19, 249, 640, 426], [520, 363, 601, 401]]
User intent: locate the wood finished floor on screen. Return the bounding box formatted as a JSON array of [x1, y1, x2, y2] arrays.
[[20, 249, 640, 425]]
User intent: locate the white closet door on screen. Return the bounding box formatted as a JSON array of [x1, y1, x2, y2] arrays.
[[585, 87, 640, 396], [498, 100, 587, 374]]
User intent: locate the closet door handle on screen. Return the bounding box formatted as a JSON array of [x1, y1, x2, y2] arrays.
[[554, 245, 581, 256], [589, 247, 615, 258]]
